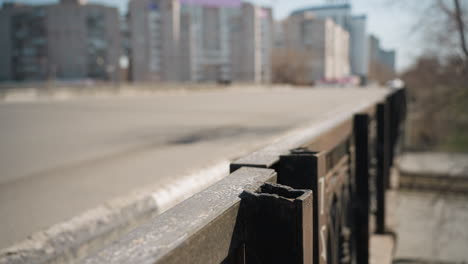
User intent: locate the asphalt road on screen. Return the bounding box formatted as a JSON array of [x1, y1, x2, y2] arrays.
[[0, 87, 388, 249]]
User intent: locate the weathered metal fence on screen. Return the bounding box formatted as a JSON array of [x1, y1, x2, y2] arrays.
[[84, 87, 406, 264]]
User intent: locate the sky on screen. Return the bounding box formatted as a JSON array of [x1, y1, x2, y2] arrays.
[[2, 0, 423, 72]]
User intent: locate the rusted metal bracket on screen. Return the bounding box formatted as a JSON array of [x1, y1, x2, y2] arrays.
[[241, 183, 313, 264]]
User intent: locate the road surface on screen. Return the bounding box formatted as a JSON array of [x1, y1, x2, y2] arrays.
[[0, 87, 388, 249]]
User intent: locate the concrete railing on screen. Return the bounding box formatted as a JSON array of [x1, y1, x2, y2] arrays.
[[83, 87, 406, 264]]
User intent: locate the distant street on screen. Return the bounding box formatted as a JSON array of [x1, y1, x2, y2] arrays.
[[0, 87, 388, 249]]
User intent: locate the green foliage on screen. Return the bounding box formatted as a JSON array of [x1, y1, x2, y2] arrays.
[[402, 55, 468, 153]]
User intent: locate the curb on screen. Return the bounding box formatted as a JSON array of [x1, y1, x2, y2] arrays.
[[399, 172, 468, 193], [397, 152, 468, 193]]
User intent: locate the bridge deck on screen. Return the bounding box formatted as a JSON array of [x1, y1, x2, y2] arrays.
[[0, 86, 388, 249]]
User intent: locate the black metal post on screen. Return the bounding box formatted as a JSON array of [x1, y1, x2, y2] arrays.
[[241, 183, 313, 264], [354, 114, 369, 264], [376, 102, 389, 234], [278, 150, 327, 264]]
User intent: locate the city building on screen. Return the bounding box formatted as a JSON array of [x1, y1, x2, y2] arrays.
[[348, 14, 368, 78], [368, 35, 381, 67], [231, 3, 273, 83], [368, 34, 396, 81], [283, 13, 350, 83], [128, 0, 272, 83], [179, 0, 242, 82], [0, 0, 121, 82], [273, 20, 286, 49], [379, 49, 396, 73], [128, 0, 180, 82], [290, 3, 369, 80], [120, 14, 131, 81]]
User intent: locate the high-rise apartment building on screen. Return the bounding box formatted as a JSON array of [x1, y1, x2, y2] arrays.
[[368, 34, 396, 78], [284, 13, 350, 83], [0, 0, 120, 82], [347, 15, 367, 78], [379, 49, 396, 73], [179, 0, 241, 82], [290, 4, 368, 79], [231, 3, 273, 83], [128, 0, 272, 83], [128, 0, 180, 82]]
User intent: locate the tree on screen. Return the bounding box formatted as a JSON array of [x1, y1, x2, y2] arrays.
[[402, 54, 468, 151], [368, 60, 395, 85], [437, 0, 468, 69], [395, 0, 468, 151], [271, 48, 314, 85]]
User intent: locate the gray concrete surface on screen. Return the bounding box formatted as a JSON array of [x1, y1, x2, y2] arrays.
[[398, 152, 468, 193], [395, 152, 468, 263], [370, 171, 399, 264], [0, 86, 388, 249], [394, 190, 468, 263], [399, 152, 468, 178], [370, 235, 395, 264]]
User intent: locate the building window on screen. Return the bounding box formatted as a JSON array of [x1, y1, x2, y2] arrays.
[[301, 21, 313, 46], [202, 7, 220, 51]]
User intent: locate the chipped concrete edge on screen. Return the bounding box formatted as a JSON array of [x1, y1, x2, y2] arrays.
[[0, 160, 230, 264]]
